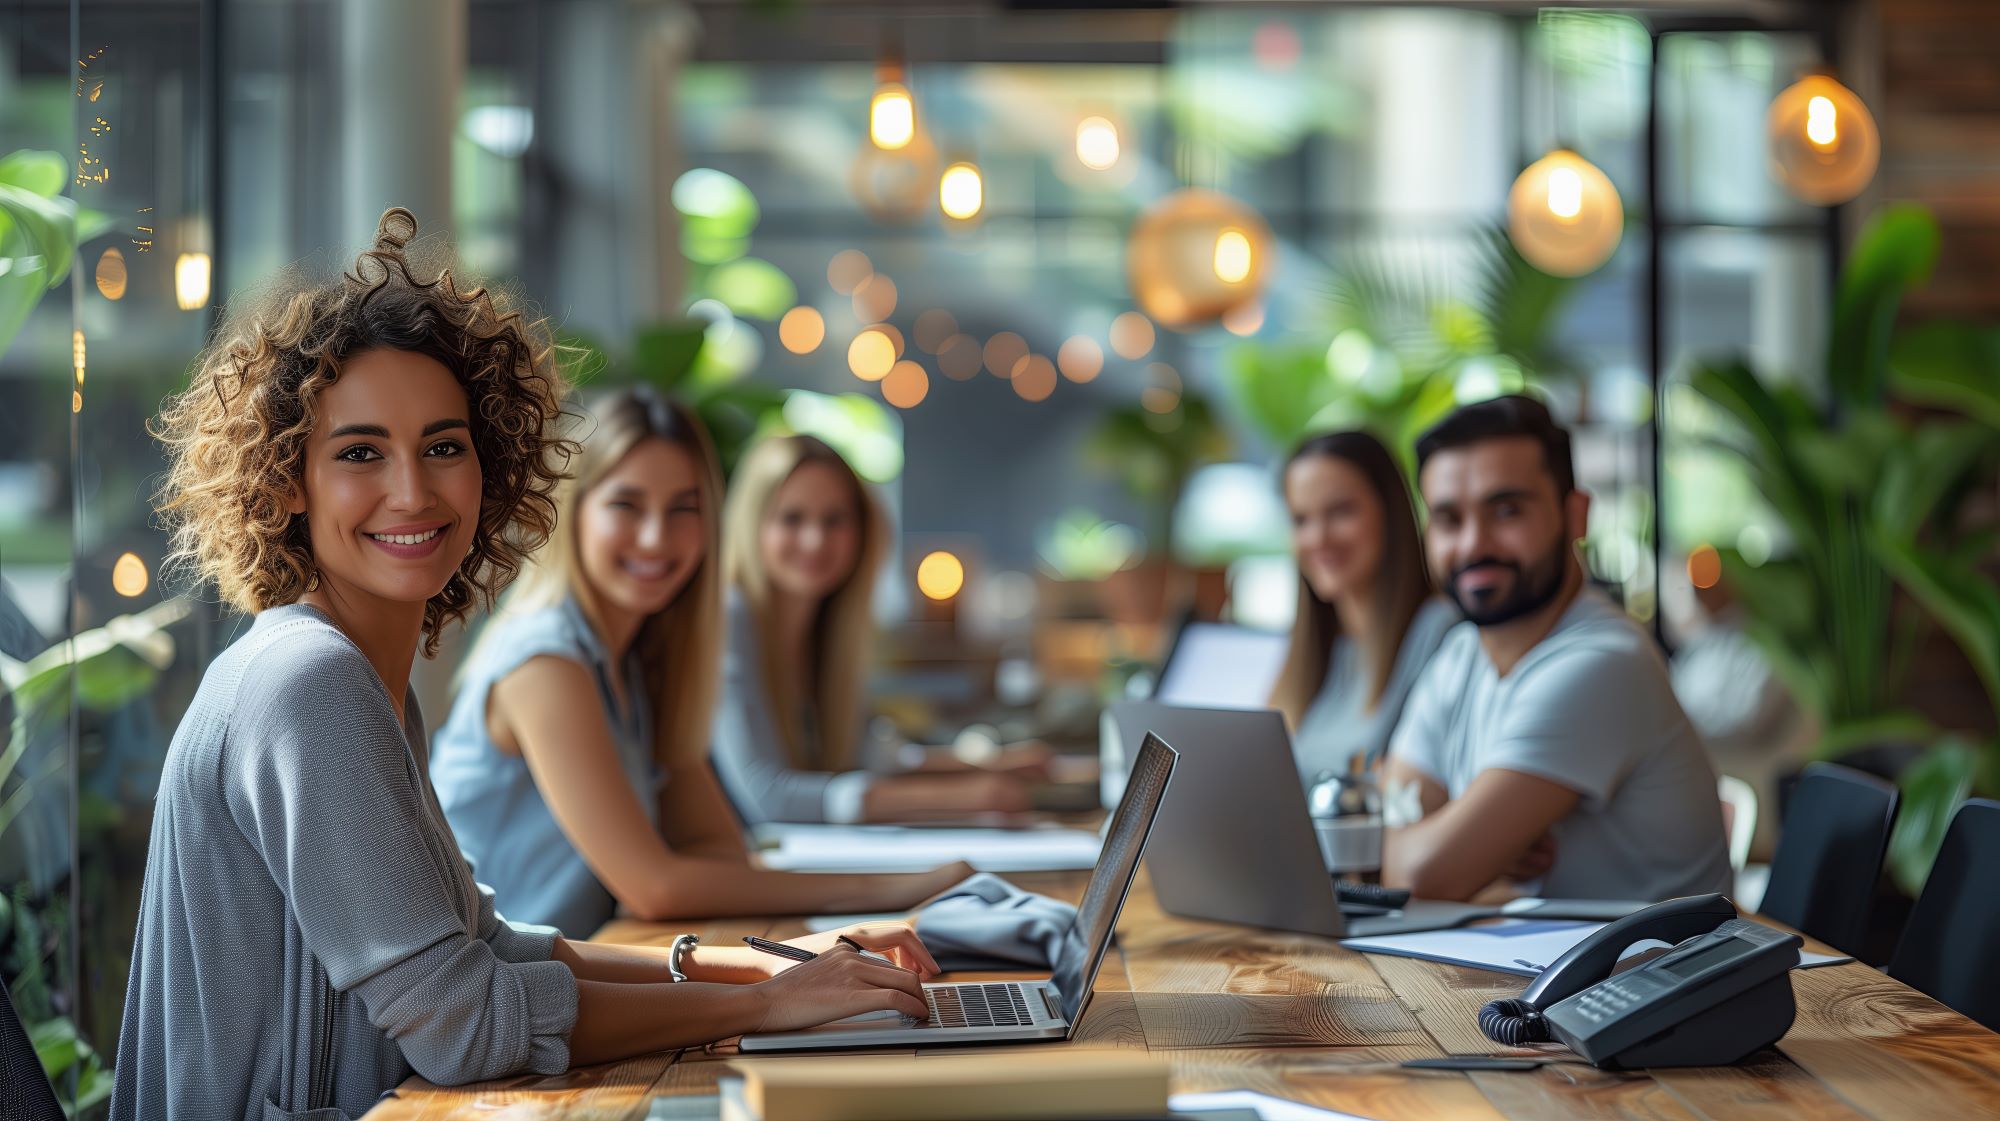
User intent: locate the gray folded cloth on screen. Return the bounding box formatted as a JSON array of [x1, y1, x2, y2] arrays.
[[913, 872, 1079, 970]]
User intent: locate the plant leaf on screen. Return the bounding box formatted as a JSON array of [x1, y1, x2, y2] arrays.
[[1889, 321, 2000, 429], [1886, 737, 1980, 896], [1828, 203, 1939, 409]]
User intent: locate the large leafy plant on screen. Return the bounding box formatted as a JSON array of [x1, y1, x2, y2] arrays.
[[1690, 204, 2000, 892]]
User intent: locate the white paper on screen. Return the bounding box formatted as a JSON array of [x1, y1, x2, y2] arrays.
[[1170, 1089, 1377, 1121], [753, 823, 1102, 873], [1341, 917, 1851, 976]]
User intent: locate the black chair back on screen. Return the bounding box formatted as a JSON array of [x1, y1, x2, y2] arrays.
[[1889, 798, 2000, 1031], [1, 974, 66, 1121], [1758, 762, 1898, 955]]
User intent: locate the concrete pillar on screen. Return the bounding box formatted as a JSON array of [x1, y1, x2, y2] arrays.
[[340, 0, 465, 245]]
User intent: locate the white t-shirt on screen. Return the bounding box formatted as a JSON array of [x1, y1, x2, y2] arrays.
[[1388, 587, 1732, 901]]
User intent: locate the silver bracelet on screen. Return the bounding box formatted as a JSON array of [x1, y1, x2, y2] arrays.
[[667, 933, 699, 983]]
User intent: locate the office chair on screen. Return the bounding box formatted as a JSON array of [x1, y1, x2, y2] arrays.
[[1888, 798, 2000, 1031], [1, 975, 66, 1121], [1757, 762, 1898, 956]]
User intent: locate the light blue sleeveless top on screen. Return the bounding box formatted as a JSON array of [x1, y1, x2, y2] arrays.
[[431, 596, 659, 938]]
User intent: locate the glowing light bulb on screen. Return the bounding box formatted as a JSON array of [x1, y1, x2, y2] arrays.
[[1805, 95, 1837, 148], [1506, 150, 1623, 278], [1213, 229, 1253, 284], [175, 251, 211, 311], [1547, 167, 1584, 220], [1767, 75, 1878, 206], [870, 84, 915, 151], [917, 551, 965, 601], [1076, 117, 1120, 171], [939, 162, 983, 220]]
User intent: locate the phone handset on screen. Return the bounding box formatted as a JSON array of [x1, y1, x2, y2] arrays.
[[1479, 893, 1737, 1045]]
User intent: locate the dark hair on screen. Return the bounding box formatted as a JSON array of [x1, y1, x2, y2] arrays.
[[1269, 430, 1433, 726], [1414, 394, 1575, 495]]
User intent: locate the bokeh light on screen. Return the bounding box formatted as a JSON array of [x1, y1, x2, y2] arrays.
[[1057, 336, 1103, 383], [1076, 116, 1120, 171], [95, 247, 126, 300], [1221, 301, 1265, 336], [984, 331, 1028, 378], [1109, 311, 1155, 360], [883, 360, 930, 409], [848, 328, 897, 382], [853, 273, 898, 323], [917, 550, 966, 601], [1688, 544, 1723, 590], [112, 552, 149, 598], [778, 306, 826, 354], [914, 309, 958, 353], [1011, 354, 1057, 402], [938, 333, 983, 380], [1141, 363, 1183, 414], [828, 249, 873, 294]]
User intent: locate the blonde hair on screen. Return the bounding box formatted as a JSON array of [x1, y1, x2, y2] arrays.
[[495, 387, 725, 770], [153, 208, 572, 657], [722, 434, 888, 771], [1269, 430, 1433, 731]]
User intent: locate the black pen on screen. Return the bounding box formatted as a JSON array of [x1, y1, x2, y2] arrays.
[[741, 934, 869, 962]]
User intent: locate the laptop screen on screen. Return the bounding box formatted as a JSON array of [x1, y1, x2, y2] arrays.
[[1048, 733, 1177, 1025], [1153, 622, 1288, 710]]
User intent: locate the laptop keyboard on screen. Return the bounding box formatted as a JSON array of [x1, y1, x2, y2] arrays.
[[910, 983, 1038, 1028]]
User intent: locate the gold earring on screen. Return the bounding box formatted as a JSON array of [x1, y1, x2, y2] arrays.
[[304, 566, 321, 593]]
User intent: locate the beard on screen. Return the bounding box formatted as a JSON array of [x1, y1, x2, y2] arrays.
[[1444, 535, 1569, 627]]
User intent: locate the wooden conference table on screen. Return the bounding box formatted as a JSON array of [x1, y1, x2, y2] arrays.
[[367, 869, 2000, 1121]]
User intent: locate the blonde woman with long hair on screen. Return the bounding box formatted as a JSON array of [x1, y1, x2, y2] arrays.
[[117, 215, 935, 1121], [1269, 430, 1457, 778], [430, 388, 971, 938], [713, 433, 1043, 824]]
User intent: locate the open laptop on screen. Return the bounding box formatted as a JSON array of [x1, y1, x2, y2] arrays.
[[738, 733, 1178, 1052], [1151, 620, 1289, 710], [1105, 701, 1496, 939]]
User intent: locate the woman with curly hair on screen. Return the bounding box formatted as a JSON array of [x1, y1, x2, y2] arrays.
[[431, 387, 973, 937], [112, 211, 934, 1121]]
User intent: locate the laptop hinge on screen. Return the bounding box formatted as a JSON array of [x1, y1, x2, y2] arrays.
[[1041, 985, 1062, 1021]]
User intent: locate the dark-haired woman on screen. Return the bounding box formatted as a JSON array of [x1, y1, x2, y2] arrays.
[[1268, 430, 1456, 779]]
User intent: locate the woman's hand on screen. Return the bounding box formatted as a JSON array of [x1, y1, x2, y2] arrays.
[[779, 920, 941, 979], [746, 941, 931, 1033]]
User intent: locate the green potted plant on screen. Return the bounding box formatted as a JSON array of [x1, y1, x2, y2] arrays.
[[1689, 204, 2000, 894]]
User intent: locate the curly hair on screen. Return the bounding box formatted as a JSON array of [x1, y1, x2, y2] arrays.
[[153, 208, 576, 656]]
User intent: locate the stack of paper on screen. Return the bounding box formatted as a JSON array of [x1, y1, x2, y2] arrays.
[[1340, 917, 1852, 975], [719, 1052, 1168, 1121], [754, 823, 1102, 872]]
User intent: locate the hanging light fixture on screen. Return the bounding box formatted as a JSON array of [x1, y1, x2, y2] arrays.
[[1126, 190, 1274, 329], [870, 62, 915, 151], [1506, 150, 1623, 277], [939, 161, 983, 222], [1767, 73, 1879, 206]]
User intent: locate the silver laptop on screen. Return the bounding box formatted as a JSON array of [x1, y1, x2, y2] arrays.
[[738, 734, 1178, 1052], [1151, 620, 1289, 710], [1106, 701, 1489, 939]]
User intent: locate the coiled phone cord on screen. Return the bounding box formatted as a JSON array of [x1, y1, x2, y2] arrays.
[[1478, 997, 1553, 1045]]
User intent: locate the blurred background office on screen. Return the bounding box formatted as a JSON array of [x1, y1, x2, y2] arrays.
[[3, 0, 1997, 1112]]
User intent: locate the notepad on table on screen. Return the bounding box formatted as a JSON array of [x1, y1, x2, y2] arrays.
[[1341, 917, 1852, 976], [721, 1052, 1169, 1121], [752, 822, 1102, 872]]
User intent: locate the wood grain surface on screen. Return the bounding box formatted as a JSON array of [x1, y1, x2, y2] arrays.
[[365, 869, 2000, 1121]]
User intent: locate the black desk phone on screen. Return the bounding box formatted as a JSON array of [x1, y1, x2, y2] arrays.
[[1478, 893, 1802, 1069]]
